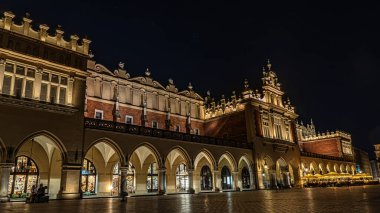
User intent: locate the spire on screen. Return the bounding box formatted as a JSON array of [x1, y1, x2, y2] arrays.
[[267, 59, 272, 70]]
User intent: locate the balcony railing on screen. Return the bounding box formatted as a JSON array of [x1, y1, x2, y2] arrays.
[[84, 118, 252, 149], [301, 151, 354, 162]]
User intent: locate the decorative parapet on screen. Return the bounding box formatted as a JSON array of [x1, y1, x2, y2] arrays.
[[84, 118, 252, 149], [0, 11, 91, 55], [301, 151, 354, 162], [301, 130, 351, 141]]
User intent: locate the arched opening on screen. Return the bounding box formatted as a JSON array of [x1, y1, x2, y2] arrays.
[[194, 150, 215, 193], [82, 140, 123, 197], [146, 163, 158, 193], [221, 166, 232, 190], [241, 167, 250, 189], [8, 156, 39, 196], [276, 158, 291, 188], [200, 165, 213, 191], [129, 144, 161, 195], [261, 156, 274, 189], [11, 134, 64, 199], [176, 164, 189, 192], [165, 147, 191, 193], [319, 163, 325, 175], [81, 158, 97, 195]]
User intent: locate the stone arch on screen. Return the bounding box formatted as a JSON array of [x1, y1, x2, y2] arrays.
[[275, 158, 292, 188], [351, 165, 356, 174], [238, 155, 254, 190], [83, 138, 125, 197], [193, 149, 216, 193], [129, 143, 162, 194], [346, 164, 351, 174], [260, 155, 275, 189], [218, 152, 237, 172], [85, 138, 126, 166], [165, 146, 192, 193], [11, 131, 66, 199], [310, 161, 319, 175], [15, 130, 67, 162], [339, 164, 345, 173], [333, 163, 339, 173], [318, 163, 325, 174], [326, 163, 332, 173]]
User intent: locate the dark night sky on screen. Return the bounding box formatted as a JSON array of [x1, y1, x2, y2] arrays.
[[2, 1, 380, 156]]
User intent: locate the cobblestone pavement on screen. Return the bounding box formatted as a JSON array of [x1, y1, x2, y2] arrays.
[[1, 185, 380, 213]]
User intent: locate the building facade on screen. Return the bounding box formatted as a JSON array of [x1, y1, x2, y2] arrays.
[[0, 11, 365, 201]]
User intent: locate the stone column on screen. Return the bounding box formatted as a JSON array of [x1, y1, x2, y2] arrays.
[[33, 68, 43, 100], [187, 169, 194, 193], [120, 166, 128, 200], [58, 164, 81, 199], [0, 163, 13, 202], [213, 170, 221, 191], [283, 172, 291, 188], [0, 58, 5, 94], [67, 77, 75, 106], [232, 171, 239, 190], [158, 168, 166, 194]]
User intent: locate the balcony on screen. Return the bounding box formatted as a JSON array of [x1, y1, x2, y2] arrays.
[[84, 118, 253, 149], [301, 151, 354, 162]]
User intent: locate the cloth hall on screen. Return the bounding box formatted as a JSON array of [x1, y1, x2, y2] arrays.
[[0, 11, 368, 201]]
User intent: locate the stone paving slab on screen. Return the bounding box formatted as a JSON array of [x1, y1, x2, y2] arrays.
[[1, 185, 380, 213]]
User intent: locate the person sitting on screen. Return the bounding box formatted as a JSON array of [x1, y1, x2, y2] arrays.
[[28, 185, 37, 203], [36, 184, 45, 201]]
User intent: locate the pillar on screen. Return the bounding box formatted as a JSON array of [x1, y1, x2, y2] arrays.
[[33, 68, 42, 100], [58, 164, 81, 199], [188, 169, 194, 193], [283, 172, 291, 188], [232, 171, 239, 190], [120, 166, 128, 200], [213, 170, 221, 191], [0, 163, 13, 202], [158, 167, 166, 194], [67, 77, 75, 105], [0, 58, 5, 94]]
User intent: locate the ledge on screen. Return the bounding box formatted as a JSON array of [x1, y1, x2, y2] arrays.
[[0, 94, 79, 114]]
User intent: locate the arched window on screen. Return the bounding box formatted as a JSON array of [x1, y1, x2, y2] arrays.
[[112, 163, 121, 195], [8, 156, 39, 196], [241, 167, 250, 189], [81, 158, 97, 195], [200, 165, 213, 191], [221, 166, 232, 190], [176, 164, 188, 192], [147, 163, 158, 192]]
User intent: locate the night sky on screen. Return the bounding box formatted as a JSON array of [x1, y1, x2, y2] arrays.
[[2, 1, 380, 156]]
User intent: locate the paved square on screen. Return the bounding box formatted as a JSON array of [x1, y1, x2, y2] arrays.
[[1, 185, 380, 213]]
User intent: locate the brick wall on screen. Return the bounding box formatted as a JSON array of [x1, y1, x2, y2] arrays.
[[204, 111, 247, 141], [300, 137, 342, 157], [86, 99, 204, 135]]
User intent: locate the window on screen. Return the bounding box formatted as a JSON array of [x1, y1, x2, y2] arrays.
[[175, 125, 180, 132], [26, 69, 35, 78], [14, 77, 23, 97], [81, 158, 97, 194], [200, 166, 213, 191], [194, 128, 200, 135], [147, 163, 158, 192], [95, 109, 103, 120], [274, 117, 283, 139], [284, 121, 290, 141], [59, 87, 66, 104], [25, 80, 34, 99], [2, 75, 12, 95], [8, 156, 39, 195], [221, 166, 232, 190], [15, 66, 25, 75], [125, 115, 133, 125], [5, 63, 14, 72], [262, 113, 270, 138], [176, 164, 188, 192], [40, 83, 48, 101], [152, 121, 158, 129], [50, 85, 57, 103]]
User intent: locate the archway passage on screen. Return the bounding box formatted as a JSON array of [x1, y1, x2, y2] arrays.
[[10, 135, 64, 199], [8, 156, 38, 196], [82, 141, 123, 197], [221, 166, 232, 190], [165, 148, 191, 193], [200, 165, 213, 191], [241, 167, 250, 189]]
